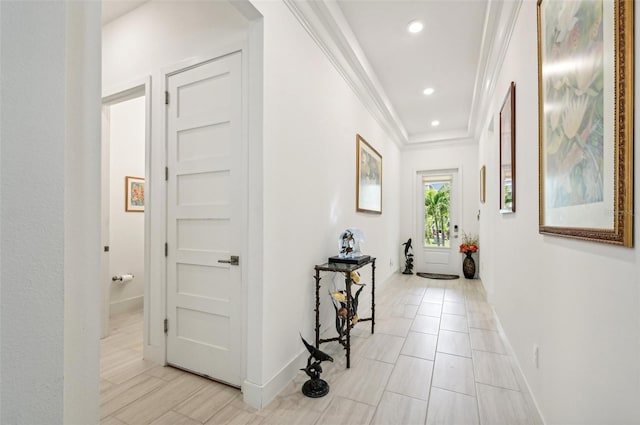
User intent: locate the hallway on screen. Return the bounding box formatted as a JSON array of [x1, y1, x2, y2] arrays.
[[100, 273, 542, 424]]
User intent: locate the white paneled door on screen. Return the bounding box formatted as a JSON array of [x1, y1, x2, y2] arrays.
[[166, 52, 242, 386], [416, 170, 460, 276]]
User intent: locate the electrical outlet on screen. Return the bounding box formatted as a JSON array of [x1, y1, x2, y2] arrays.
[[533, 344, 539, 368]]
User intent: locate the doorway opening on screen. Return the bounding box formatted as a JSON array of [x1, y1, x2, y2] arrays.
[[100, 84, 151, 388]]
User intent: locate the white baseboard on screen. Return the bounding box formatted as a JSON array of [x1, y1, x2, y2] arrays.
[[110, 295, 143, 316], [242, 349, 307, 409], [492, 307, 546, 425]]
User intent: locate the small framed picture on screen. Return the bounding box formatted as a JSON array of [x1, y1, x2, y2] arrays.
[[356, 134, 382, 214], [480, 165, 486, 204], [125, 176, 144, 212]]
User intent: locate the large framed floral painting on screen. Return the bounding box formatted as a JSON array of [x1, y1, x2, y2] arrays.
[[537, 0, 633, 247], [125, 176, 144, 212], [356, 134, 382, 214]]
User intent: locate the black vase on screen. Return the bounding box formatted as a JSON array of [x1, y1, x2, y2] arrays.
[[463, 252, 475, 279]]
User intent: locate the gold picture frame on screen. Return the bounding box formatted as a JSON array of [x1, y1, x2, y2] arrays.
[[537, 0, 633, 246], [480, 165, 486, 204], [356, 134, 382, 214], [125, 176, 144, 212], [500, 82, 516, 213]]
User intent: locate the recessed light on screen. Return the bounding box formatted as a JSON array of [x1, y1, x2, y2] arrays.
[[431, 120, 440, 127], [407, 20, 424, 34], [423, 87, 435, 96]]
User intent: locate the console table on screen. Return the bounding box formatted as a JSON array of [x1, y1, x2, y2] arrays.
[[313, 258, 376, 368]]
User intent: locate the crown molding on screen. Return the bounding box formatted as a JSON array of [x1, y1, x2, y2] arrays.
[[408, 129, 471, 145], [468, 0, 523, 140], [283, 0, 408, 147], [403, 136, 477, 151]]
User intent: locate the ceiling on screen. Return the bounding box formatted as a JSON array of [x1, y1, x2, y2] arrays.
[[336, 1, 487, 143], [102, 0, 514, 146]]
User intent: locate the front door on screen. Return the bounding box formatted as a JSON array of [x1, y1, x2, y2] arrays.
[[165, 51, 243, 386], [415, 170, 460, 275]]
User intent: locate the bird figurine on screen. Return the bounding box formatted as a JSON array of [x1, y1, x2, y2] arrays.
[[402, 238, 414, 274], [300, 334, 333, 398]]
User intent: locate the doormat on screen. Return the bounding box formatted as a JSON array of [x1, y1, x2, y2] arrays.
[[416, 272, 459, 280]]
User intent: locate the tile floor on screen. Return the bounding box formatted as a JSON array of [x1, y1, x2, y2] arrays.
[[100, 273, 543, 425]]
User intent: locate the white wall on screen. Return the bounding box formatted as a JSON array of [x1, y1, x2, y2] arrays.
[[1, 2, 102, 423], [103, 0, 250, 360], [108, 96, 146, 312], [1, 3, 66, 422], [400, 141, 480, 274], [251, 0, 401, 403], [478, 2, 640, 423]]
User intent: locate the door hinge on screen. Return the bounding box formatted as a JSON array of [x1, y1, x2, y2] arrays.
[[165, 166, 169, 181], [164, 318, 168, 334], [165, 242, 168, 257], [165, 91, 169, 105]]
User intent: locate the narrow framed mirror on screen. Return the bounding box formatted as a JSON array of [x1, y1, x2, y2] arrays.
[[500, 81, 516, 213]]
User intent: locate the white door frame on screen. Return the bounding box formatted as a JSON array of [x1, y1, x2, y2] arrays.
[[415, 168, 461, 275], [159, 43, 250, 383], [101, 78, 152, 345]]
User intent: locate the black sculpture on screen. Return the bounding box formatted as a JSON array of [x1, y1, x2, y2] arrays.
[[300, 335, 333, 398], [402, 238, 414, 275]]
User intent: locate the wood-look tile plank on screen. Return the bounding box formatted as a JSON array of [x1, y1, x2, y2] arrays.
[[102, 357, 157, 385], [472, 350, 520, 391], [442, 301, 466, 316], [101, 375, 164, 418], [333, 357, 394, 406], [205, 398, 263, 425], [477, 383, 535, 425], [401, 331, 437, 361], [145, 365, 185, 382], [114, 373, 209, 424], [371, 391, 427, 425], [315, 398, 375, 425], [436, 330, 471, 358], [391, 303, 419, 319], [149, 411, 201, 425], [432, 353, 475, 396], [411, 315, 440, 335], [440, 314, 468, 333], [352, 333, 405, 364], [374, 317, 413, 337], [423, 288, 445, 303], [174, 381, 239, 423], [426, 387, 479, 425], [386, 355, 433, 401], [444, 288, 465, 303], [418, 302, 442, 317], [469, 328, 506, 354], [101, 416, 127, 425]]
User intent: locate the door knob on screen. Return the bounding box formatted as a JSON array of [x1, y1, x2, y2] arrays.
[[218, 255, 239, 266]]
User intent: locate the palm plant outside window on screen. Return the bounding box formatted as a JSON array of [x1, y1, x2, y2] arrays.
[[424, 181, 450, 247]]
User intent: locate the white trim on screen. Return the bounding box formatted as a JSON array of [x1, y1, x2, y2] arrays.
[[492, 306, 547, 425], [100, 78, 156, 361], [408, 130, 472, 145], [281, 0, 524, 148], [469, 0, 524, 140], [243, 349, 307, 409], [241, 14, 265, 409], [109, 295, 144, 316], [282, 0, 407, 148]]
